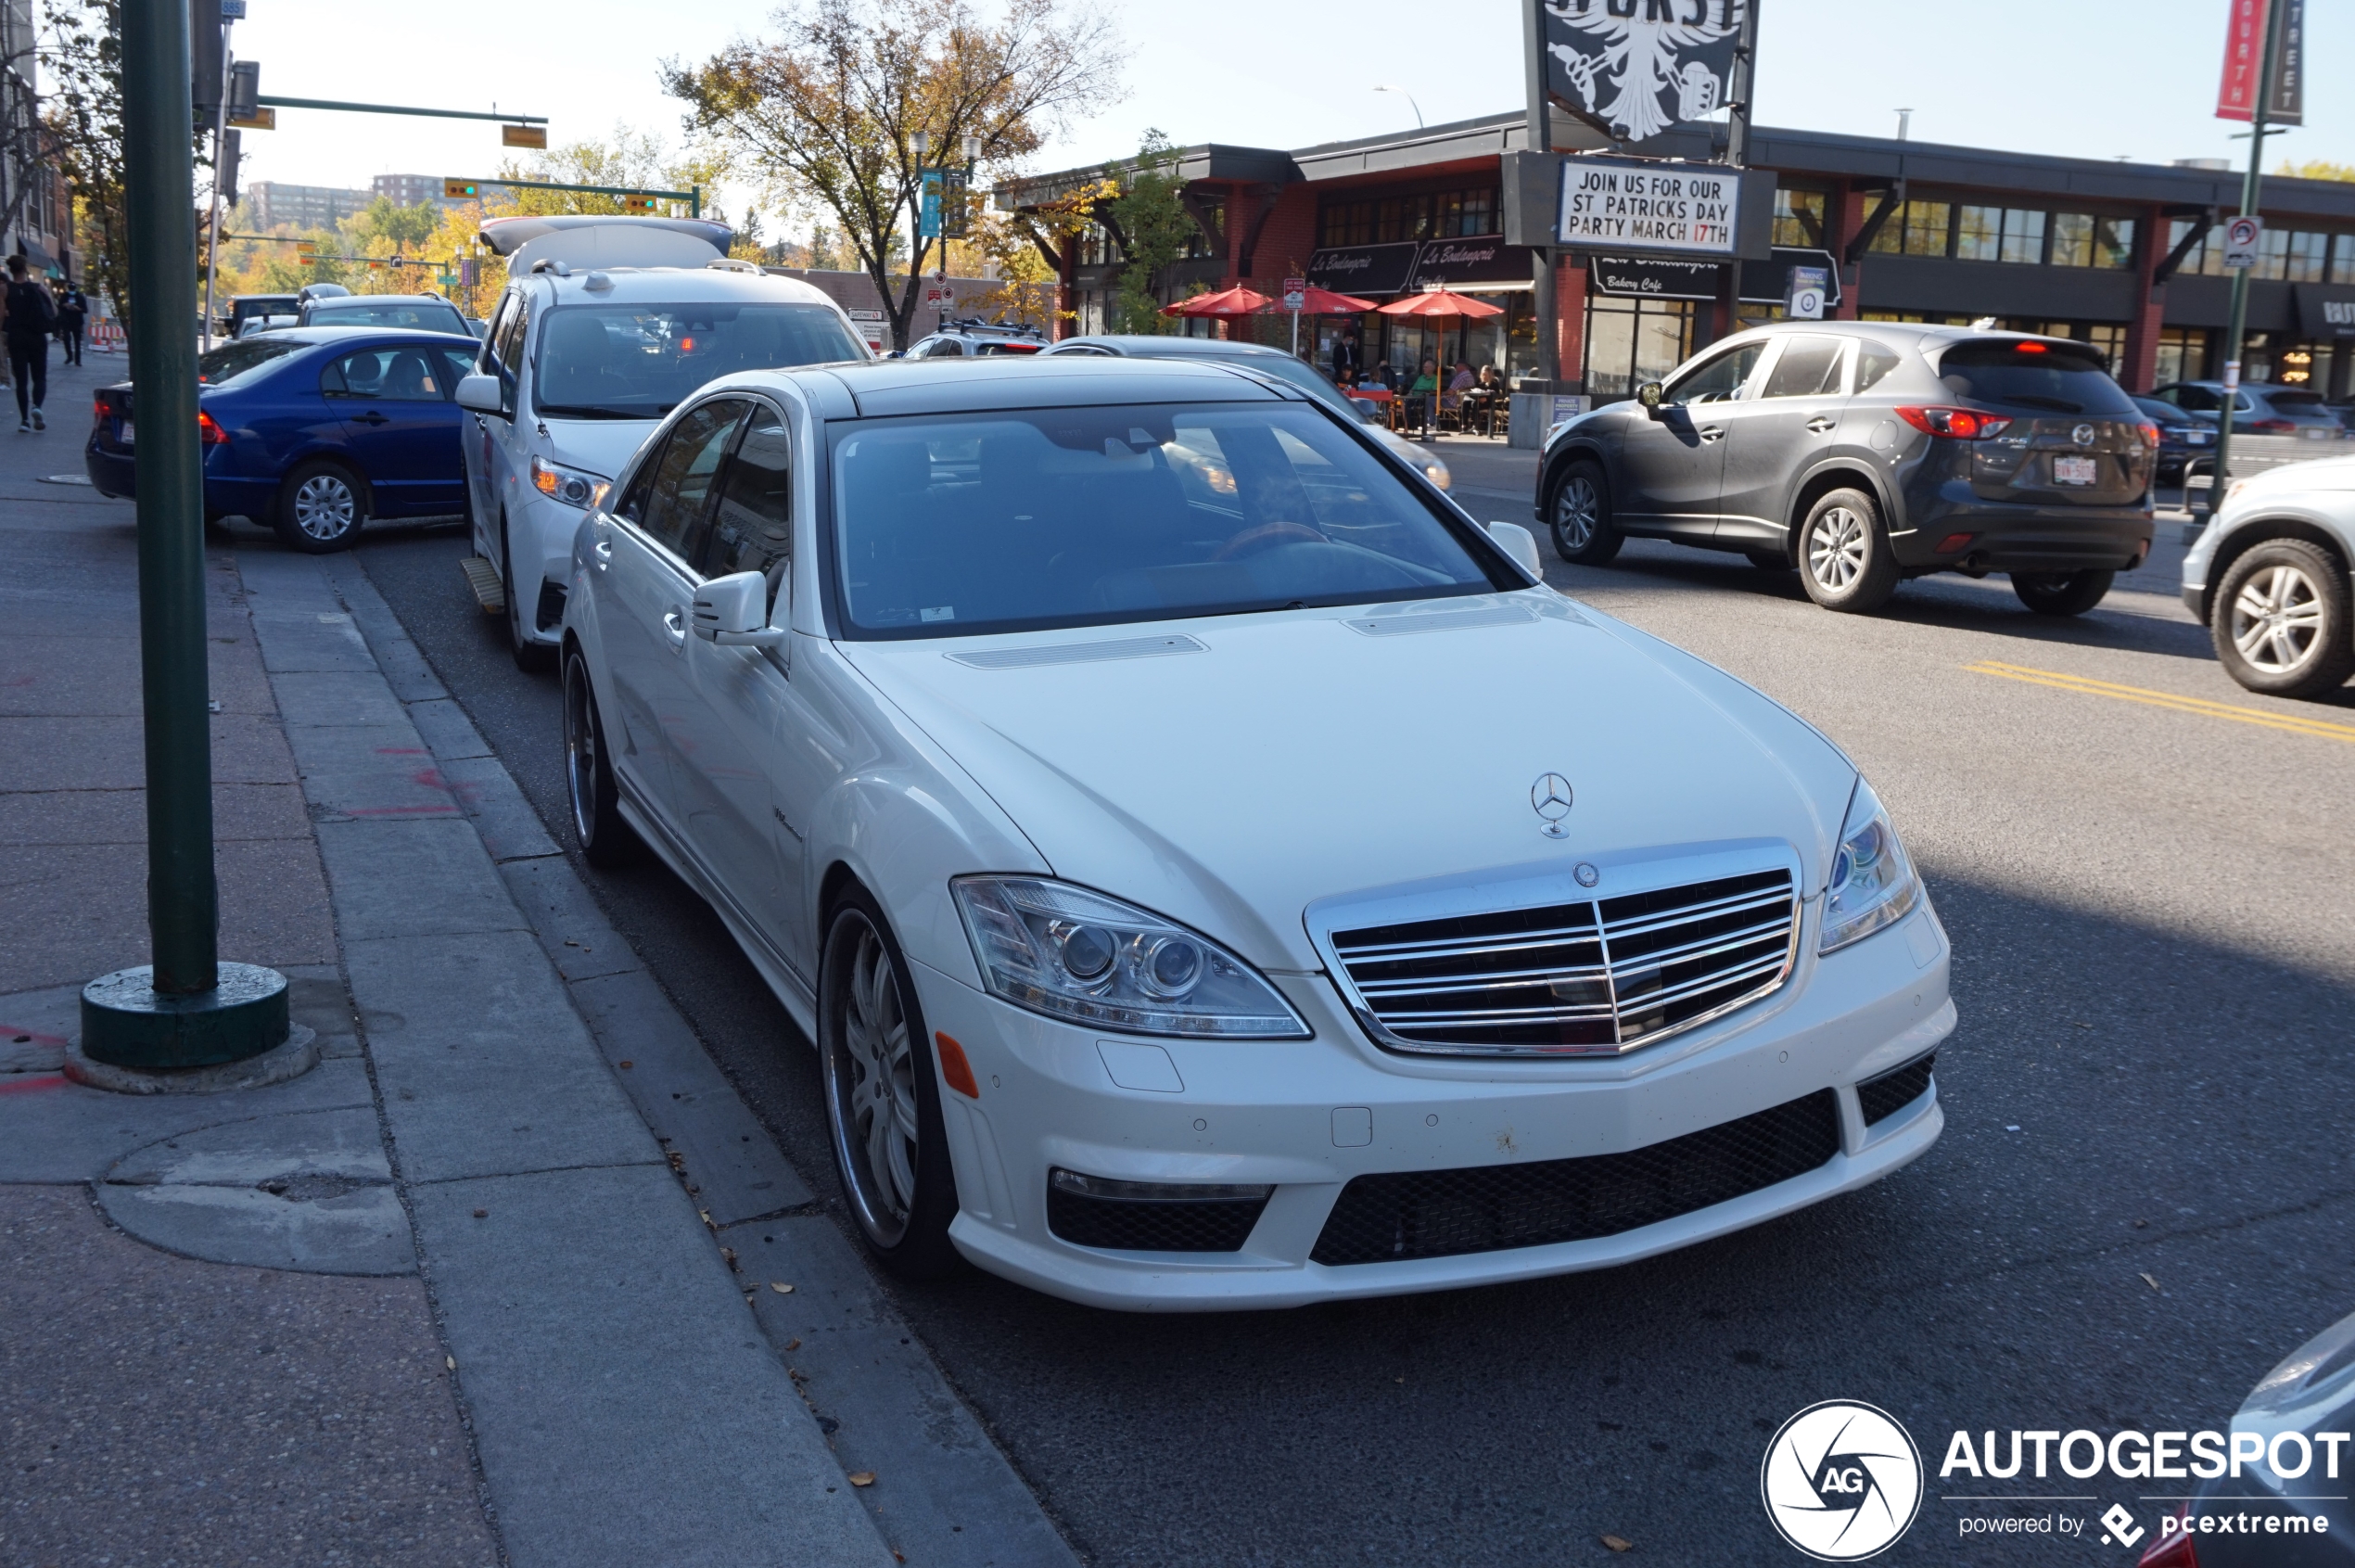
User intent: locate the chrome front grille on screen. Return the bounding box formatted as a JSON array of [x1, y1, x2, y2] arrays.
[[1328, 869, 1800, 1056]]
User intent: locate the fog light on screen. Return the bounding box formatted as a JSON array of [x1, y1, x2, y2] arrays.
[[1050, 1168, 1272, 1203]]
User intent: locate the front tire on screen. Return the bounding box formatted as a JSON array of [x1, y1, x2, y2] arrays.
[[2011, 568, 2115, 617], [820, 892, 961, 1281], [272, 460, 364, 554], [562, 644, 638, 867], [2211, 540, 2355, 699], [1798, 488, 1898, 614], [1547, 461, 1623, 565]]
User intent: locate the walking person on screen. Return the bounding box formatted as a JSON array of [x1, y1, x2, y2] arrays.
[[2, 256, 57, 431], [52, 278, 86, 366]]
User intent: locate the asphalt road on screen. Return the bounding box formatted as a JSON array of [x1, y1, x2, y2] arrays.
[[336, 441, 2355, 1565]]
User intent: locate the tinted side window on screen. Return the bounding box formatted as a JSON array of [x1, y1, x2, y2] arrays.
[[2168, 386, 2217, 411], [704, 408, 794, 612], [636, 399, 746, 565], [927, 338, 965, 358], [614, 437, 666, 527], [494, 298, 529, 379], [1854, 343, 1905, 394], [322, 347, 447, 402], [1760, 336, 1845, 398], [1663, 343, 1764, 406]]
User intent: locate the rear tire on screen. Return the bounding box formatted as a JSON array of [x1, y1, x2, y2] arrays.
[[1547, 461, 1623, 565], [1798, 488, 1898, 613], [502, 516, 556, 673], [819, 890, 962, 1282], [2210, 539, 2355, 699], [2011, 568, 2115, 617], [562, 644, 638, 868], [272, 460, 364, 554]]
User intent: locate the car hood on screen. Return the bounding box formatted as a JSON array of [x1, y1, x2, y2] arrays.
[[835, 593, 1857, 971], [541, 417, 661, 481]]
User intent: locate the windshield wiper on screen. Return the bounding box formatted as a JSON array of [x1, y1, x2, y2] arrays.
[[536, 404, 656, 420]]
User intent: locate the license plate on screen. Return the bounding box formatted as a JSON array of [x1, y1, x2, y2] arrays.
[[118, 420, 133, 445], [2052, 455, 2097, 486], [2187, 430, 2212, 445]]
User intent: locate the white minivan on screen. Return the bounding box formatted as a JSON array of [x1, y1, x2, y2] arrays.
[[457, 216, 870, 668]]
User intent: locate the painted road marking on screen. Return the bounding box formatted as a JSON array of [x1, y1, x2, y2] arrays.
[[1964, 660, 2355, 745]]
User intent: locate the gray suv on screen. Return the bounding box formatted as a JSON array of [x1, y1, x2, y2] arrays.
[[1536, 324, 2157, 616]]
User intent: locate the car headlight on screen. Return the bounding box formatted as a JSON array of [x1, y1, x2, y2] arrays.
[[951, 876, 1309, 1039], [532, 455, 609, 509], [1819, 778, 1920, 953]]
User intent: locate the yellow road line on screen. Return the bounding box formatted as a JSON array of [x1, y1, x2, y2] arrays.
[[1962, 660, 2355, 744]]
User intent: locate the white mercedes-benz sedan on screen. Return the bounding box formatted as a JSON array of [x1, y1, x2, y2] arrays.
[[558, 356, 1952, 1311]]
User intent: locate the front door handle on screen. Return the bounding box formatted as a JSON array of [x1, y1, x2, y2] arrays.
[[1699, 425, 1725, 443], [351, 410, 389, 427], [662, 608, 688, 649], [1805, 415, 1837, 435]]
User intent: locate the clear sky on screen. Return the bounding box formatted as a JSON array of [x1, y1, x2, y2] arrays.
[[206, 0, 2350, 227]]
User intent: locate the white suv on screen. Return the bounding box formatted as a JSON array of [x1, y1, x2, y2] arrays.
[[456, 217, 870, 668]]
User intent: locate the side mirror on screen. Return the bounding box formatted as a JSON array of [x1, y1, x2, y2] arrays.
[[1486, 520, 1544, 580], [692, 570, 785, 649], [1636, 381, 1664, 414], [455, 374, 503, 415]]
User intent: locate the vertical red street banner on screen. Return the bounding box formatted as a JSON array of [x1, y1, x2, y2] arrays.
[[2215, 0, 2267, 120]]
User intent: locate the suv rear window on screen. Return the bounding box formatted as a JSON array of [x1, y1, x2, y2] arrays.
[[197, 338, 304, 389], [2269, 389, 2327, 410], [1937, 340, 2134, 415]]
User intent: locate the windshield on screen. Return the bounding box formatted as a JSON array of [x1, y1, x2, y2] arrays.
[[1937, 340, 2135, 415], [533, 302, 865, 419], [308, 300, 470, 336], [197, 338, 305, 389], [829, 402, 1506, 639]]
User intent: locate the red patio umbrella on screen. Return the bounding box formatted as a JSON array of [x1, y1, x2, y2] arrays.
[[1373, 286, 1505, 321], [1162, 285, 1274, 318]]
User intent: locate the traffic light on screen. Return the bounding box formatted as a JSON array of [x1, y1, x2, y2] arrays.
[[444, 179, 479, 200], [294, 240, 317, 261], [618, 194, 660, 213]]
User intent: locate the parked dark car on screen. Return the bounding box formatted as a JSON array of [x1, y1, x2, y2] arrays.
[[2133, 395, 2217, 485], [85, 327, 478, 553], [225, 292, 299, 337], [1536, 324, 2158, 616], [296, 292, 472, 338]]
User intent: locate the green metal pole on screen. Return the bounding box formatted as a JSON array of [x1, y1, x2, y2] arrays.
[[692, 186, 702, 221], [2206, 0, 2285, 525], [122, 0, 218, 995], [80, 0, 290, 1071]]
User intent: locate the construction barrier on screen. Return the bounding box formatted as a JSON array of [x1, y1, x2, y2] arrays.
[[91, 319, 125, 352]]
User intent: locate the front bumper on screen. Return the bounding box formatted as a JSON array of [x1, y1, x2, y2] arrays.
[[509, 491, 589, 644], [911, 899, 1954, 1311]]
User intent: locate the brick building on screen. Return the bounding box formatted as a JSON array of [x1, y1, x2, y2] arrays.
[[1000, 111, 2355, 403]]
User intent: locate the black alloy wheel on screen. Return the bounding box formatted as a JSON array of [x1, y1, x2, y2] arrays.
[[561, 645, 637, 867], [273, 460, 364, 554], [2011, 569, 2116, 618], [1547, 461, 1623, 565], [819, 892, 961, 1281], [2211, 539, 2355, 699]]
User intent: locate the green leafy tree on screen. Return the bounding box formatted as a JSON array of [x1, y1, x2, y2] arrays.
[[1107, 131, 1192, 335], [492, 124, 715, 217]]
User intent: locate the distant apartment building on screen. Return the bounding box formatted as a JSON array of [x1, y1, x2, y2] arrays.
[[247, 182, 374, 232], [374, 172, 455, 211]]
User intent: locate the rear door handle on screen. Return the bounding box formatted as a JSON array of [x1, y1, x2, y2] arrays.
[[1805, 415, 1837, 435], [662, 608, 688, 649]]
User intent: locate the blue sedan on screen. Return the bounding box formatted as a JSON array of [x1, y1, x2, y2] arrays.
[[85, 327, 480, 553]]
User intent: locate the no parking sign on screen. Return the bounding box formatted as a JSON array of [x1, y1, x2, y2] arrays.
[[2222, 215, 2261, 270]]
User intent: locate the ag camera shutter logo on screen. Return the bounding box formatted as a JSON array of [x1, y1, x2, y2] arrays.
[[1761, 1400, 1924, 1560]]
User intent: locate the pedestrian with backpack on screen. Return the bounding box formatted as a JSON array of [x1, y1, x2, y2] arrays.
[[52, 278, 86, 366], [2, 255, 57, 431]]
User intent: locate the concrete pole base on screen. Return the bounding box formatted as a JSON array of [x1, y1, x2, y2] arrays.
[[79, 962, 292, 1068], [66, 1025, 318, 1095]]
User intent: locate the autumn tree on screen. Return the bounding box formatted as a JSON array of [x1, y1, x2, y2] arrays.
[[492, 124, 718, 218], [1107, 132, 1193, 335], [39, 1, 130, 326], [663, 0, 1123, 351]]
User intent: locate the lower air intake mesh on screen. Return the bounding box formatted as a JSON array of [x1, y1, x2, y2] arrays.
[[1857, 1052, 1937, 1126], [1048, 1184, 1269, 1253]]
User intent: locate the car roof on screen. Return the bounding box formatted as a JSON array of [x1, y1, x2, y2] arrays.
[[307, 293, 454, 306], [1049, 335, 1293, 360], [516, 267, 840, 308], [218, 326, 478, 350], [731, 356, 1291, 419]]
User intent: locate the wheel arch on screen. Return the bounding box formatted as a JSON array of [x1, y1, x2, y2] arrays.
[[1537, 439, 1612, 522], [2197, 516, 2352, 625], [1783, 463, 1893, 551]]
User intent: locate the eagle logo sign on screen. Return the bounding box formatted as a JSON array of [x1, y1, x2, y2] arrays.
[[1543, 0, 1747, 146]]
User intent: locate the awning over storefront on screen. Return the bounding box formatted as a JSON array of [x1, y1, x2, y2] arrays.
[[1305, 241, 1421, 297], [2295, 284, 2355, 339], [1409, 236, 1527, 290], [1585, 247, 1844, 307], [1307, 236, 1534, 298]]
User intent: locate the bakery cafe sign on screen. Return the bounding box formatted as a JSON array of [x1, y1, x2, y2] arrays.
[[1555, 159, 1741, 255]]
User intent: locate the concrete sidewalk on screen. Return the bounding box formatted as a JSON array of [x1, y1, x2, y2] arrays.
[[0, 351, 997, 1565]]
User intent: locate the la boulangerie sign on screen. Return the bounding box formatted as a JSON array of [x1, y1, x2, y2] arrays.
[[1543, 0, 1747, 145], [1555, 159, 1741, 255]]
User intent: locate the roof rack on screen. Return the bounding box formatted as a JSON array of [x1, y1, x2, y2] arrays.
[[941, 316, 1043, 338]]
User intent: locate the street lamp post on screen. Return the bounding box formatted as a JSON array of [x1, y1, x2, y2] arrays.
[[82, 0, 289, 1069], [2205, 0, 2287, 529]]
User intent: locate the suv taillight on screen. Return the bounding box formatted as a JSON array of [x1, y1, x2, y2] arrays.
[[1895, 405, 2013, 440], [2247, 417, 2295, 434], [2137, 1502, 2198, 1566]]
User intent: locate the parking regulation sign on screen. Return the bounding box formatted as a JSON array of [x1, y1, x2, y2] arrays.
[[1282, 276, 1306, 311], [2223, 215, 2261, 270]]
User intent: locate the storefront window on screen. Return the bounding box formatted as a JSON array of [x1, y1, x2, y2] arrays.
[[2257, 228, 2289, 281], [2285, 231, 2329, 284], [1868, 200, 1953, 259], [2049, 214, 2134, 270], [2335, 236, 2355, 285], [2000, 210, 2045, 264], [1582, 296, 1693, 401], [1319, 187, 1501, 249], [1773, 189, 1827, 249], [2155, 328, 2208, 387]]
